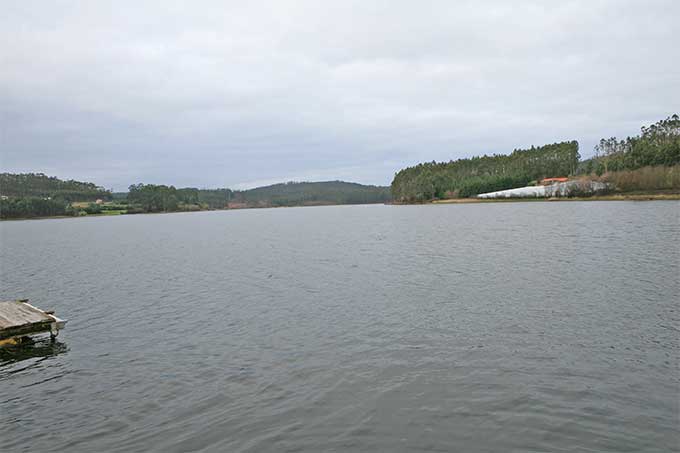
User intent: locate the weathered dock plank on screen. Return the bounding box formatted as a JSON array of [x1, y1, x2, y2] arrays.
[[0, 300, 66, 342]]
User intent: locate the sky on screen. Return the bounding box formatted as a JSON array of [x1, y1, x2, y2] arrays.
[[1, 1, 678, 191]]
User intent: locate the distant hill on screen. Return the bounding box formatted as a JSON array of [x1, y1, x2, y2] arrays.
[[114, 180, 390, 214], [0, 173, 111, 201], [233, 181, 391, 207], [0, 175, 390, 219]]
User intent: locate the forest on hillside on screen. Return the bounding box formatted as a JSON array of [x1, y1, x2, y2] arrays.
[[0, 173, 111, 201], [0, 177, 390, 218], [577, 115, 680, 175], [391, 142, 580, 201], [0, 173, 113, 219], [391, 115, 680, 201], [125, 181, 389, 212], [126, 184, 233, 212], [232, 181, 391, 207]]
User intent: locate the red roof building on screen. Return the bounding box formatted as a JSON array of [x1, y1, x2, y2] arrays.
[[540, 177, 569, 185]]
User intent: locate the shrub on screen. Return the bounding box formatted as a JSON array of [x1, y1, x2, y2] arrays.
[[601, 165, 680, 192]]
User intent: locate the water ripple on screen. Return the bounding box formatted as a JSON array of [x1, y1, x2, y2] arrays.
[[1, 202, 679, 452]]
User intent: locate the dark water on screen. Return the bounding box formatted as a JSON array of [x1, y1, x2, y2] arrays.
[[1, 202, 678, 452]]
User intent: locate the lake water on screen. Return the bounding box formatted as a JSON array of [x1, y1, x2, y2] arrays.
[[1, 202, 679, 452]]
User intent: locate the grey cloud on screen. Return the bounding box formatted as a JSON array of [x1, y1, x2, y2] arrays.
[[1, 0, 678, 190]]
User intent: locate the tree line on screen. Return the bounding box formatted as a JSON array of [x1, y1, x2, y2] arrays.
[[0, 197, 75, 219], [391, 141, 580, 201], [577, 115, 680, 175], [126, 184, 234, 212], [391, 115, 679, 201], [125, 181, 390, 212], [1, 177, 390, 218], [0, 173, 113, 219], [0, 172, 111, 201], [231, 181, 391, 207]]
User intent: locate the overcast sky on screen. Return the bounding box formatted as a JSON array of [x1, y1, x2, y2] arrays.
[[1, 1, 678, 190]]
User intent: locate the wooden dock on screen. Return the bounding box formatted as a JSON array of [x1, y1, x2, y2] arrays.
[[0, 300, 67, 346]]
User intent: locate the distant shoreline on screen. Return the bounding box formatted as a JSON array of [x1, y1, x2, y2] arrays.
[[3, 193, 679, 221], [412, 193, 680, 205], [0, 201, 387, 222]]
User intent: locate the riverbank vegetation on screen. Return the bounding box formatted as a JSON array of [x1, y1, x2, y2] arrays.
[[0, 197, 75, 219], [1, 178, 390, 219], [0, 173, 113, 219], [391, 115, 680, 202], [596, 165, 680, 192]]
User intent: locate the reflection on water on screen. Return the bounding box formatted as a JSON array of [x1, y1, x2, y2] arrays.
[[0, 337, 68, 371]]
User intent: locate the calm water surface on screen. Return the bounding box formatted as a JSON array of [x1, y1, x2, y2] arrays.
[[1, 202, 679, 452]]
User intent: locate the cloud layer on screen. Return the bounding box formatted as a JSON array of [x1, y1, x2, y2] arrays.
[[2, 0, 678, 190]]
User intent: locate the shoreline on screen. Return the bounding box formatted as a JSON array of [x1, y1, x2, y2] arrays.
[[432, 193, 680, 204], [391, 192, 680, 205], [0, 201, 387, 222], [3, 193, 678, 221]]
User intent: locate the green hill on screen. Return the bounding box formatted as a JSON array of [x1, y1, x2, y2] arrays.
[[233, 181, 391, 207], [0, 173, 111, 201]]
